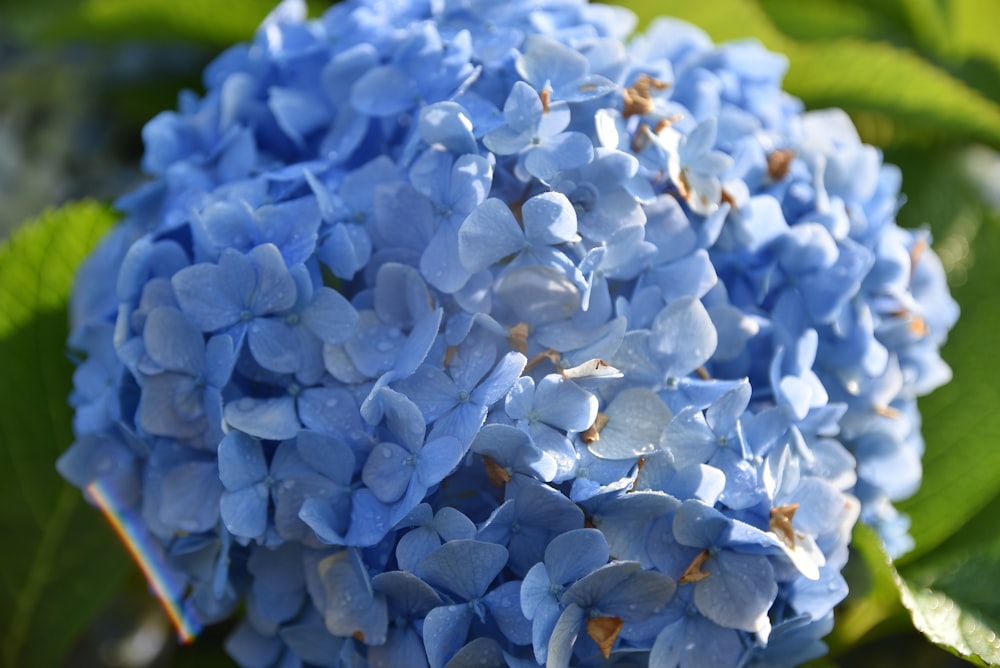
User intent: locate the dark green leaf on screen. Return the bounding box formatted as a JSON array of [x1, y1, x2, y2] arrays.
[[890, 159, 1000, 561], [7, 0, 333, 46], [0, 201, 129, 667], [40, 0, 280, 46], [757, 0, 908, 43]]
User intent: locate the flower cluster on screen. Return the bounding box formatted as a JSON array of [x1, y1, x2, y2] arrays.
[[60, 0, 957, 666]]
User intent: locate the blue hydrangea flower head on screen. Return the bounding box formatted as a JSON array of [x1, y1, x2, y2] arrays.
[[61, 0, 957, 665]]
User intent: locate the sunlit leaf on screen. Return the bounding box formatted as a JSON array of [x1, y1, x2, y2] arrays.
[[898, 574, 1000, 666], [41, 0, 279, 45], [0, 201, 129, 667]]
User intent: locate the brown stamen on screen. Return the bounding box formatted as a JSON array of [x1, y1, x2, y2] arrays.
[[767, 149, 795, 181], [770, 503, 799, 550], [483, 455, 511, 488], [910, 237, 927, 282], [580, 412, 610, 444], [587, 616, 624, 659], [524, 348, 561, 372], [679, 549, 711, 583], [622, 74, 671, 118], [507, 322, 529, 355], [873, 405, 902, 419]]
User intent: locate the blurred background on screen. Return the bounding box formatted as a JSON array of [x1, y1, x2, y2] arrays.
[[1, 0, 997, 666]]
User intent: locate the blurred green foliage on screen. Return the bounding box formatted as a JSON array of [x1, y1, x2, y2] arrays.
[[1, 0, 999, 665]]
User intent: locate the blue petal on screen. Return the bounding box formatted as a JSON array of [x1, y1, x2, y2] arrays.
[[294, 429, 355, 485], [143, 306, 205, 375], [318, 549, 389, 644], [371, 570, 442, 618], [594, 569, 675, 621], [694, 551, 776, 632], [381, 387, 427, 452], [302, 287, 359, 344], [342, 488, 393, 547], [484, 580, 531, 645], [218, 431, 267, 489], [204, 334, 236, 387], [458, 198, 525, 273], [419, 101, 478, 155], [500, 80, 543, 134], [665, 463, 727, 506], [520, 563, 553, 620], [428, 402, 488, 449], [521, 192, 578, 246], [663, 408, 716, 468], [161, 460, 222, 533], [648, 250, 718, 302], [352, 65, 419, 116], [417, 436, 465, 487], [423, 604, 474, 668], [280, 618, 347, 665], [416, 539, 509, 601], [362, 441, 412, 503], [246, 244, 298, 316], [650, 296, 718, 378], [482, 124, 530, 155], [171, 263, 241, 332], [532, 375, 598, 432], [525, 131, 593, 181], [224, 396, 300, 441], [544, 528, 610, 585], [395, 363, 459, 422], [444, 637, 506, 668], [545, 603, 586, 668], [225, 621, 283, 668], [421, 224, 472, 293], [472, 352, 528, 407], [672, 499, 730, 549], [448, 154, 493, 216], [248, 317, 300, 373], [220, 485, 268, 539], [268, 86, 328, 146], [587, 387, 672, 460], [504, 377, 534, 421], [396, 526, 442, 573], [517, 35, 587, 89], [705, 379, 751, 436], [563, 561, 640, 607], [394, 307, 443, 378], [369, 626, 429, 668]]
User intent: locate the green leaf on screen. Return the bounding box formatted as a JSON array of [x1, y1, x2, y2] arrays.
[[888, 156, 1000, 562], [756, 0, 908, 43], [9, 0, 333, 46], [0, 201, 130, 667], [783, 40, 1000, 149], [40, 0, 280, 45], [897, 574, 1000, 665]]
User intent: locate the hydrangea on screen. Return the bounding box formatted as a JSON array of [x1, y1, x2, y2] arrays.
[[59, 0, 957, 666]]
